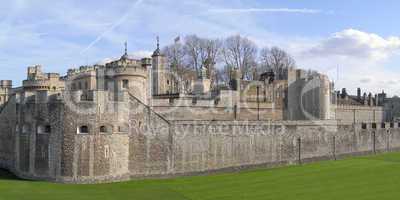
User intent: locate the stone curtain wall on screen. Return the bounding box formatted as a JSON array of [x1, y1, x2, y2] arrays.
[[128, 93, 172, 177], [168, 121, 400, 175], [1, 92, 400, 183], [0, 96, 16, 169], [335, 105, 385, 123]]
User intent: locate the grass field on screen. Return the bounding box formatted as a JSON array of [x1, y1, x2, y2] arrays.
[[1, 153, 400, 200]]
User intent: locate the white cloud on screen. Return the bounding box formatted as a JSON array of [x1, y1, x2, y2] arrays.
[[96, 50, 152, 65], [307, 29, 400, 61], [129, 51, 153, 59], [208, 8, 323, 14], [287, 29, 400, 96]]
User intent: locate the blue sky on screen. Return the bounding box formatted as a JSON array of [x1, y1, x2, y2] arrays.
[[1, 0, 400, 95]]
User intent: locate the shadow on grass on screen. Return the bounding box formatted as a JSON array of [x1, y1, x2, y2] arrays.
[[0, 168, 23, 181]]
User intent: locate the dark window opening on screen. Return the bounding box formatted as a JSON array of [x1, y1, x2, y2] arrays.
[[122, 80, 129, 89], [79, 126, 89, 134], [372, 123, 377, 129], [361, 123, 367, 129], [45, 125, 51, 133], [390, 122, 394, 128], [381, 123, 386, 128], [100, 126, 108, 133]]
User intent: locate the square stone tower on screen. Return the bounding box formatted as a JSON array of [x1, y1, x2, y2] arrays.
[[0, 80, 12, 109]]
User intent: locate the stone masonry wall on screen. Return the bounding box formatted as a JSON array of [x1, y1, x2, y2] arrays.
[[1, 91, 400, 184]]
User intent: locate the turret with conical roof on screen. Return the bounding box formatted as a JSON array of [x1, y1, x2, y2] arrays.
[[152, 36, 162, 57], [151, 36, 167, 95], [120, 41, 129, 60]]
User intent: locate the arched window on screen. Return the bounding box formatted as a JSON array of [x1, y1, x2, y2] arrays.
[[77, 126, 89, 134], [99, 126, 109, 133], [122, 80, 129, 89]]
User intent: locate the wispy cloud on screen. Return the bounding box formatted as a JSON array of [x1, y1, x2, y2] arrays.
[[208, 8, 324, 14], [79, 0, 145, 55]]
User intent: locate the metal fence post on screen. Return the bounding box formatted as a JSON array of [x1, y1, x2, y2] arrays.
[[297, 137, 301, 165], [333, 135, 336, 160], [373, 131, 376, 154]]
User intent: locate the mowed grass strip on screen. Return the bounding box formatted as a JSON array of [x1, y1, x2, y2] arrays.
[[1, 152, 400, 200]]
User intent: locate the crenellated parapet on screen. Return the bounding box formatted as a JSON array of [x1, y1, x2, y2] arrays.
[[67, 65, 98, 77], [23, 65, 64, 91]]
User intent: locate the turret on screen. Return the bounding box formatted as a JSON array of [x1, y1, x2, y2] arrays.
[[368, 92, 373, 106], [363, 92, 368, 105], [0, 80, 12, 107], [378, 90, 386, 106], [0, 80, 12, 89], [152, 36, 167, 95], [103, 42, 149, 103]]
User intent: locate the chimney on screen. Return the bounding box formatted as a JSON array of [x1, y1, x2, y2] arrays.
[[368, 93, 373, 106], [342, 88, 347, 99], [363, 93, 368, 105]]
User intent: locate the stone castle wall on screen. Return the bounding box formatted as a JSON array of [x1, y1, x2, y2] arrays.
[[0, 91, 399, 183], [334, 105, 385, 123]]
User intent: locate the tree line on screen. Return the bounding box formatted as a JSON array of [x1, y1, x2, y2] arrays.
[[161, 34, 296, 86]]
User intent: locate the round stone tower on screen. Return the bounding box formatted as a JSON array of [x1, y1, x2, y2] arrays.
[[104, 43, 151, 104]]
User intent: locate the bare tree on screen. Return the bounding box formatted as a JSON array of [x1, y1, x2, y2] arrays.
[[183, 35, 222, 81], [216, 65, 231, 85], [222, 35, 258, 80], [202, 38, 222, 85], [162, 41, 185, 76], [260, 46, 295, 79], [183, 35, 205, 75]]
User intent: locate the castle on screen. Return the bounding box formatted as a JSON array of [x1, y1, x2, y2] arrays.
[[1, 41, 400, 183]]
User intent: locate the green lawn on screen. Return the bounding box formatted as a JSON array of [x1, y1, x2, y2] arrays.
[[1, 153, 400, 200]]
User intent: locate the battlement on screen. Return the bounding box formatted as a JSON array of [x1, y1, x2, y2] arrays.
[[67, 65, 98, 76], [15, 90, 62, 104], [14, 89, 133, 105], [141, 58, 152, 66], [0, 80, 12, 88]]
